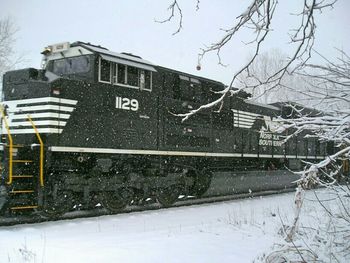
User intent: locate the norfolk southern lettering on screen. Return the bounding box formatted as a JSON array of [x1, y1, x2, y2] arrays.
[[259, 131, 284, 147]]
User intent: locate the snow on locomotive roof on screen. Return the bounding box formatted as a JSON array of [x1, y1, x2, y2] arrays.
[[76, 42, 156, 70], [245, 99, 280, 111]]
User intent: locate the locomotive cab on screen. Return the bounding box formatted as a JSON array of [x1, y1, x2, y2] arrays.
[[42, 42, 155, 90], [42, 42, 95, 82]]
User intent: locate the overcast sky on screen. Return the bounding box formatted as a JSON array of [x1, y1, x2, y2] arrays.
[[1, 0, 349, 84]]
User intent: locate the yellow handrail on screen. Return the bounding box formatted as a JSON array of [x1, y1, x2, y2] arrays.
[[0, 106, 13, 185], [27, 115, 45, 187]]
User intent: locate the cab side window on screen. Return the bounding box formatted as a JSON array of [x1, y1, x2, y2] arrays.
[[98, 57, 152, 91], [99, 58, 111, 83]]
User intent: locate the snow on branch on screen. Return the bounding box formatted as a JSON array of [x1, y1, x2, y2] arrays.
[[158, 1, 349, 188], [175, 85, 232, 122], [155, 0, 186, 35], [159, 0, 337, 121]]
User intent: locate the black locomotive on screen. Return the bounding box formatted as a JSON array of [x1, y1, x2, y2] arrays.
[[0, 41, 329, 216]]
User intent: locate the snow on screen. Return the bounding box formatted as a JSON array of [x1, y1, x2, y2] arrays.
[[0, 190, 347, 263]]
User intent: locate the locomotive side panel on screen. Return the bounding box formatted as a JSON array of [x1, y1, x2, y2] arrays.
[[229, 96, 288, 159], [212, 110, 236, 153], [159, 69, 216, 153]]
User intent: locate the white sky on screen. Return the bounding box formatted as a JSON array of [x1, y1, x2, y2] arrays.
[[1, 0, 349, 84]]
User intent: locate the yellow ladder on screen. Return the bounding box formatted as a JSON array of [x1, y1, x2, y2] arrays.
[[1, 106, 14, 185], [1, 108, 45, 211], [28, 115, 45, 187]]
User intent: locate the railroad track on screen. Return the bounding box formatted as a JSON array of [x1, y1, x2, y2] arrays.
[[0, 188, 295, 227]]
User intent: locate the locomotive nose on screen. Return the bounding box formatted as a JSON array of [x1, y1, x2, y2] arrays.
[[3, 68, 51, 101]]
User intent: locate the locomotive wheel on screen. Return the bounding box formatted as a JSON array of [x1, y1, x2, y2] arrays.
[[157, 185, 182, 207], [101, 188, 133, 213], [188, 169, 212, 197]]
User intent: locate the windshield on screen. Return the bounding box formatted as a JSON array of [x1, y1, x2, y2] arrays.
[[51, 56, 90, 75]]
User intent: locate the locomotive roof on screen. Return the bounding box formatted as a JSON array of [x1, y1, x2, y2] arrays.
[[72, 41, 156, 70], [46, 41, 250, 95], [245, 99, 280, 111], [72, 41, 225, 86], [271, 102, 323, 116], [41, 41, 228, 87]]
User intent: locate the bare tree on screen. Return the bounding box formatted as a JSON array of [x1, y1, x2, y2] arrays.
[[298, 50, 350, 111], [0, 17, 21, 93], [158, 0, 348, 179], [280, 50, 349, 185], [239, 49, 312, 104], [158, 0, 337, 121], [158, 1, 348, 177], [240, 48, 347, 111], [248, 51, 349, 261], [159, 1, 349, 261], [158, 1, 347, 187]]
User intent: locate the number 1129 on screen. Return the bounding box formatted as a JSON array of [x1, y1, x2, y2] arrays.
[[115, 96, 139, 111]]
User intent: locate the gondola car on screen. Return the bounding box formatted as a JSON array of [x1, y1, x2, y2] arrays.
[[0, 41, 329, 216]]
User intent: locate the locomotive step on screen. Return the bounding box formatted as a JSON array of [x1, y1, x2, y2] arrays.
[[12, 175, 34, 179], [5, 144, 25, 148], [9, 190, 35, 194], [8, 194, 38, 203], [10, 180, 36, 189], [10, 205, 38, 211]]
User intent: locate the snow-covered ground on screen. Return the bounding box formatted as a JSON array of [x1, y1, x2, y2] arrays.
[[0, 189, 346, 263]]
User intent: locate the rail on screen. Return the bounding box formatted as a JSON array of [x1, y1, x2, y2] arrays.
[[27, 115, 45, 187], [0, 106, 13, 185], [0, 188, 295, 226]]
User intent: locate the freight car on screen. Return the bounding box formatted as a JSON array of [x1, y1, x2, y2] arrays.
[[0, 41, 329, 217]]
